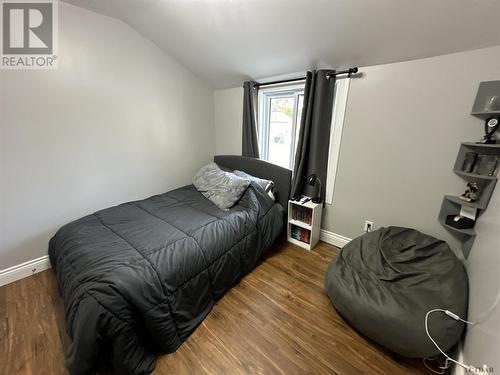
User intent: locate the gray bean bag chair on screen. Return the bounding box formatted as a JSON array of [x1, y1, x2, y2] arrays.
[[325, 226, 468, 358]]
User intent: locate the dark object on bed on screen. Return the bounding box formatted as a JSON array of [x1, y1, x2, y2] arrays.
[[325, 226, 468, 358], [49, 156, 290, 375]]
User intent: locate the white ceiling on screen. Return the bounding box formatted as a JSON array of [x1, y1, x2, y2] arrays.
[[63, 0, 500, 89]]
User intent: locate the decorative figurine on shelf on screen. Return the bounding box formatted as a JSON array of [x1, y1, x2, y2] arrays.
[[480, 116, 500, 144], [307, 174, 322, 204], [459, 182, 480, 203]]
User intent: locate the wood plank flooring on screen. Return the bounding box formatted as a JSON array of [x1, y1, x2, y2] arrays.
[[0, 241, 432, 375]]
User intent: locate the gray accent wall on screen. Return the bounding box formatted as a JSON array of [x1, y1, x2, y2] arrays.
[[322, 46, 500, 253]]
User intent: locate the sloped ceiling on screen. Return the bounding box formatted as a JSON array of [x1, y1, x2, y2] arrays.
[[63, 0, 500, 89]]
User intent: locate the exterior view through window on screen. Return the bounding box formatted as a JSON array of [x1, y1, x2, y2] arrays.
[[258, 84, 305, 169]]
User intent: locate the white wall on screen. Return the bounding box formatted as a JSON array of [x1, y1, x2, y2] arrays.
[[214, 87, 243, 155], [0, 3, 214, 270]]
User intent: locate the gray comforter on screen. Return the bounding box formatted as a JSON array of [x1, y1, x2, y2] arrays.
[[49, 183, 284, 375]]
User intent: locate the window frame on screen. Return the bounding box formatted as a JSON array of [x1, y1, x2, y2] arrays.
[[325, 76, 351, 205], [258, 83, 305, 169]]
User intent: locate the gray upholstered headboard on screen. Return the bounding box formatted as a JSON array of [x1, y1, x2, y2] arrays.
[[214, 155, 292, 211]]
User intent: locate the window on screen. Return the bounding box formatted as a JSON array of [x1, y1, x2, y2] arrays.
[[258, 84, 305, 169], [257, 77, 351, 205]]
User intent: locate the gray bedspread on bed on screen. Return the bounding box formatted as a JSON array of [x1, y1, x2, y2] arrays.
[[49, 183, 284, 375]]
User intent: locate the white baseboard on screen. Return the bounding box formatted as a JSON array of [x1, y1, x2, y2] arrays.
[[0, 255, 51, 287], [320, 229, 351, 248]]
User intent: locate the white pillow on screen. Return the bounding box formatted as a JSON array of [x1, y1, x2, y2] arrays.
[[192, 163, 250, 210]]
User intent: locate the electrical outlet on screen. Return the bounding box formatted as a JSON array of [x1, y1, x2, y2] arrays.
[[363, 220, 374, 233]]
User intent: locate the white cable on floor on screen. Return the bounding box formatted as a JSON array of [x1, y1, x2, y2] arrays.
[[424, 293, 500, 375], [425, 309, 475, 372], [422, 356, 447, 374]]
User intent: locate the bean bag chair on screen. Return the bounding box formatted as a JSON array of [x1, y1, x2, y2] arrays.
[[325, 226, 468, 358]]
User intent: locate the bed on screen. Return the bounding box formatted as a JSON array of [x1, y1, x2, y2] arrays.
[[49, 155, 291, 375]]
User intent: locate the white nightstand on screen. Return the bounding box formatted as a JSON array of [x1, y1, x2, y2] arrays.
[[287, 198, 322, 250]]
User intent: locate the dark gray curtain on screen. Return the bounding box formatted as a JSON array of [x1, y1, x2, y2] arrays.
[[242, 81, 260, 158], [291, 70, 336, 200]]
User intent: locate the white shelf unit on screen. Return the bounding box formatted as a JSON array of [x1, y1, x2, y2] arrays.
[[287, 199, 323, 250]]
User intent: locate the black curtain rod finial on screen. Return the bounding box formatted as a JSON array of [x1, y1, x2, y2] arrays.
[[347, 67, 358, 77], [327, 67, 358, 79]]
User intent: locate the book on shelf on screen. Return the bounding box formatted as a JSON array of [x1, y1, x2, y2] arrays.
[[291, 225, 311, 244], [291, 204, 312, 225]]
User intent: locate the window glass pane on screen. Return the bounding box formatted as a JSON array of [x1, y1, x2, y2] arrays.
[[258, 85, 305, 169], [268, 96, 295, 169]]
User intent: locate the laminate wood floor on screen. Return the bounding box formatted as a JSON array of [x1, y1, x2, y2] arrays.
[[0, 241, 433, 375]]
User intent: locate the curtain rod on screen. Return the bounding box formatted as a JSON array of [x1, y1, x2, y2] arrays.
[[253, 67, 359, 88]]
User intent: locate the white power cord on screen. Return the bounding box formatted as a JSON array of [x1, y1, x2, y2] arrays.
[[424, 293, 500, 374], [423, 356, 448, 374], [425, 309, 475, 372]]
